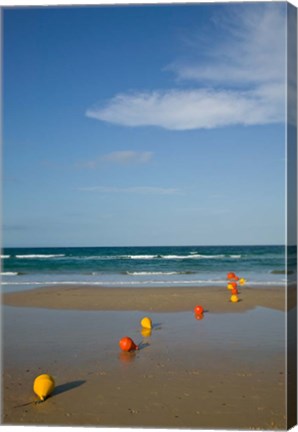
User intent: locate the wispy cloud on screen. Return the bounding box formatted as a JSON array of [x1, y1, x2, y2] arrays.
[[86, 85, 283, 130], [77, 150, 153, 169], [86, 4, 285, 130], [78, 186, 181, 195], [102, 151, 153, 164], [169, 5, 285, 87]]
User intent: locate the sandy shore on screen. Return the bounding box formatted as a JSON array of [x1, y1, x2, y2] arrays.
[[1, 284, 289, 429], [1, 284, 288, 312]]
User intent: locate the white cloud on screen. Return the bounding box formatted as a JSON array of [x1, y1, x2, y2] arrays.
[[86, 4, 286, 130], [86, 85, 284, 130], [78, 186, 181, 195]]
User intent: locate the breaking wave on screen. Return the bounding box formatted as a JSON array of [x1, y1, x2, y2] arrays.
[[15, 254, 66, 259]]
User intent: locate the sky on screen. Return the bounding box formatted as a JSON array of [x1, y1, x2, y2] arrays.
[[2, 2, 288, 247]]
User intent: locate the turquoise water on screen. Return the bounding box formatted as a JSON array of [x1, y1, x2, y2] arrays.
[[0, 245, 289, 291]]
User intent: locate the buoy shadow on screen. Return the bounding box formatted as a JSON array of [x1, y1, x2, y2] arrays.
[[138, 342, 150, 351], [152, 323, 162, 330], [53, 380, 86, 397]]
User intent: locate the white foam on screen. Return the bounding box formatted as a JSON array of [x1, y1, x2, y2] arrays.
[[127, 271, 179, 276], [1, 279, 285, 287], [15, 254, 65, 259], [23, 253, 238, 261], [1, 272, 18, 276], [161, 255, 192, 259], [1, 255, 10, 259], [0, 280, 217, 286], [129, 255, 157, 259], [161, 254, 225, 259], [196, 254, 225, 258]]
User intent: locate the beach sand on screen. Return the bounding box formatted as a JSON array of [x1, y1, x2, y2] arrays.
[[2, 285, 288, 429], [1, 284, 289, 312]]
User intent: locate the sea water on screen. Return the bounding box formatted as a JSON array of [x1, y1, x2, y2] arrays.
[[0, 245, 290, 292]]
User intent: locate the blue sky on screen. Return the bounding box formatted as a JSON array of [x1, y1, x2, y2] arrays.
[[3, 2, 287, 247]]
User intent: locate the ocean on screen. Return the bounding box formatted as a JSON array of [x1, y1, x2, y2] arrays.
[[0, 245, 289, 293]]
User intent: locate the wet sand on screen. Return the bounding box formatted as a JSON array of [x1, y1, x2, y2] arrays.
[[1, 284, 287, 312], [1, 285, 287, 429]]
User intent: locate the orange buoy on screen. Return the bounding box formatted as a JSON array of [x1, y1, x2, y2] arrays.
[[231, 287, 239, 295], [194, 305, 204, 315], [194, 313, 204, 321], [119, 336, 139, 352], [227, 272, 240, 281]]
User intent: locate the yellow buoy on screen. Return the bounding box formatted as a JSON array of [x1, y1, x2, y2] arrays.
[[227, 283, 233, 290], [239, 278, 246, 286], [140, 316, 152, 329], [230, 294, 239, 303], [33, 374, 55, 401]]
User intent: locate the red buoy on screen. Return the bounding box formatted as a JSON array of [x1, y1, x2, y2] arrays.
[[119, 337, 139, 352], [194, 305, 204, 315]]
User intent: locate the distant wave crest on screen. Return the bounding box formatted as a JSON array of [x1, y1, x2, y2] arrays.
[[17, 253, 242, 261], [161, 254, 225, 259], [126, 271, 196, 276], [16, 254, 66, 259], [1, 279, 286, 287], [129, 255, 157, 259], [1, 272, 19, 276], [126, 254, 228, 260]]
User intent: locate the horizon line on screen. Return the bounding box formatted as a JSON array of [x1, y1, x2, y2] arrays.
[[2, 244, 286, 249]]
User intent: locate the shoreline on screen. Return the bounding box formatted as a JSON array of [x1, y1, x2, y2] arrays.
[[2, 284, 288, 312]]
